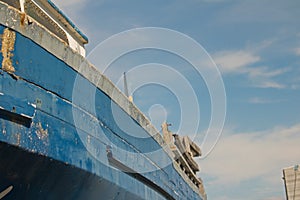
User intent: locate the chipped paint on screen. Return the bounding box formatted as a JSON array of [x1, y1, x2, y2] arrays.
[[30, 103, 37, 108], [0, 185, 13, 199], [15, 133, 21, 145], [1, 122, 6, 135], [20, 113, 33, 119], [35, 122, 48, 140], [1, 28, 16, 73], [87, 135, 91, 144], [0, 3, 205, 198]]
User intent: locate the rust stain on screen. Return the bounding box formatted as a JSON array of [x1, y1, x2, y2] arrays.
[[20, 12, 26, 26], [35, 122, 48, 140], [1, 28, 16, 73]]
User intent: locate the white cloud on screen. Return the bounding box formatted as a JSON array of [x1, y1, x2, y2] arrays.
[[199, 123, 300, 187], [213, 50, 260, 73], [246, 67, 289, 89], [250, 68, 286, 88], [248, 97, 284, 104], [252, 81, 285, 89], [294, 48, 300, 56], [247, 67, 289, 78], [212, 43, 289, 89]]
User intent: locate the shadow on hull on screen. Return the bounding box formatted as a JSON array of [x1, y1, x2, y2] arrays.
[[0, 141, 141, 200]]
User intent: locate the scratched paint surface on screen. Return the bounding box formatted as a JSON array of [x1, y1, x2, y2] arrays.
[[0, 23, 202, 200]]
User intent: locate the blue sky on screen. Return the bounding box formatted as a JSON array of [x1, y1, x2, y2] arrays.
[[52, 0, 300, 199]]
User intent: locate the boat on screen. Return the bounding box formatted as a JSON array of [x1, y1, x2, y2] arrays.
[[0, 0, 207, 199], [283, 165, 300, 200]]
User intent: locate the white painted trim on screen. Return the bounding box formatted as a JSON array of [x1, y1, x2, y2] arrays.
[[19, 0, 25, 12], [30, 0, 86, 57]]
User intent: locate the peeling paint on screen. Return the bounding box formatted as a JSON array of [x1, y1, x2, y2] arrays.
[[0, 185, 13, 199], [0, 3, 204, 198], [1, 122, 6, 135], [30, 103, 37, 108], [20, 113, 32, 119], [1, 28, 16, 73], [87, 135, 91, 144], [15, 133, 21, 145], [35, 122, 48, 140]]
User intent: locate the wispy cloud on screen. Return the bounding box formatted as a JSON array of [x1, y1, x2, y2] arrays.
[[214, 50, 260, 73], [252, 81, 285, 89], [212, 38, 273, 74], [246, 67, 289, 78], [294, 48, 300, 56], [212, 39, 289, 89], [248, 97, 284, 104], [246, 66, 289, 89], [200, 123, 300, 186]]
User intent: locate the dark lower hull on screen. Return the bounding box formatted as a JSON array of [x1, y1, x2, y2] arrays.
[[0, 141, 140, 200]]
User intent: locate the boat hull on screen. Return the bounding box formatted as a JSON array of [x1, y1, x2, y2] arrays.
[[0, 2, 204, 199], [0, 141, 141, 200]]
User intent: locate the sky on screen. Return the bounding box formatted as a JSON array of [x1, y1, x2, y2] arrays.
[[52, 0, 300, 199]]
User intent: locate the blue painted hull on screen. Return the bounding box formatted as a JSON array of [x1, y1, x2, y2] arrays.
[[0, 141, 141, 200], [0, 17, 202, 200]]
